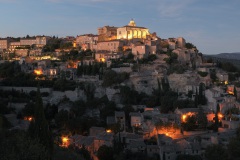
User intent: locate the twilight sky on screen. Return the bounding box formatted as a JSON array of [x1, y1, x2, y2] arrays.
[[0, 0, 240, 55]]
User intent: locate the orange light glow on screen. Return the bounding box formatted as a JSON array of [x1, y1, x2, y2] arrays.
[[106, 129, 112, 133], [218, 113, 223, 119], [101, 58, 105, 62], [228, 91, 234, 95], [34, 69, 43, 75], [67, 61, 78, 69], [24, 116, 34, 121], [182, 115, 187, 122], [60, 136, 70, 148]]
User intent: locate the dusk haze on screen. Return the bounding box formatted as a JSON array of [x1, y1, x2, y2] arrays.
[[0, 0, 240, 55]]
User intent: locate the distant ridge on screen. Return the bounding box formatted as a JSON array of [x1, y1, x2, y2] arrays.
[[209, 52, 240, 60]]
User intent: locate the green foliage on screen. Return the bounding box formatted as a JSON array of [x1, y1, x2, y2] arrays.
[[173, 99, 195, 109], [185, 43, 196, 49], [210, 69, 217, 82], [163, 51, 178, 65], [0, 114, 12, 129], [97, 145, 114, 160], [176, 154, 202, 160], [0, 130, 49, 160], [228, 72, 238, 81], [100, 101, 116, 120], [102, 70, 129, 87], [205, 145, 228, 160], [225, 107, 240, 115], [81, 82, 96, 101], [218, 62, 239, 72], [120, 86, 141, 105], [77, 62, 101, 76], [55, 110, 69, 128], [53, 79, 76, 91], [126, 53, 134, 60], [181, 115, 197, 131], [60, 42, 73, 49], [167, 64, 187, 74], [21, 102, 35, 117], [44, 103, 58, 121], [228, 136, 240, 159], [0, 100, 12, 114], [0, 63, 54, 87], [196, 107, 208, 129], [28, 88, 53, 158], [73, 145, 92, 160], [160, 91, 178, 113], [70, 100, 86, 117], [0, 61, 21, 78], [198, 83, 207, 105], [198, 71, 208, 77], [138, 54, 157, 64], [53, 145, 85, 160], [213, 104, 220, 132], [43, 38, 61, 52]]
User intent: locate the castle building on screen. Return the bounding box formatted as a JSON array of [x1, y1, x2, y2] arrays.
[[117, 19, 150, 40], [98, 26, 118, 42]]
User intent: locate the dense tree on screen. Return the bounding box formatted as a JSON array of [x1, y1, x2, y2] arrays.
[[21, 102, 35, 117], [218, 62, 238, 72], [160, 91, 178, 113], [185, 43, 196, 49], [213, 104, 220, 132], [28, 88, 53, 159], [181, 115, 197, 131], [53, 146, 85, 160], [227, 127, 240, 159], [163, 51, 178, 65], [198, 83, 207, 105], [55, 110, 69, 128], [102, 70, 129, 87], [97, 145, 114, 160], [205, 144, 228, 160], [100, 101, 116, 120], [196, 107, 208, 129], [0, 130, 49, 160], [176, 154, 202, 160]]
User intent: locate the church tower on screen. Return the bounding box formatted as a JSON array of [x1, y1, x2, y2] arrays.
[[128, 19, 136, 26]]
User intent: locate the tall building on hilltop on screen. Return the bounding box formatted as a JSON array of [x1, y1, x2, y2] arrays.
[[117, 19, 150, 40], [98, 26, 118, 42]]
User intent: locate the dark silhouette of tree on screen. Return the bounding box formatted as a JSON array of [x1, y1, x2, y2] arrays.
[[0, 130, 49, 160], [198, 83, 207, 105], [28, 87, 53, 159], [228, 127, 240, 159], [97, 145, 114, 160], [213, 104, 220, 132], [205, 145, 228, 160], [196, 107, 208, 129], [194, 88, 198, 108], [181, 115, 197, 131]]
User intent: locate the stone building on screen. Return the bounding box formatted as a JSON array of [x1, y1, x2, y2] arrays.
[[98, 26, 118, 41], [117, 19, 150, 40]]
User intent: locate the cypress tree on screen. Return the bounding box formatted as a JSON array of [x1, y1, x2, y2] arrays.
[[194, 88, 198, 108], [213, 103, 220, 132], [28, 87, 53, 159]]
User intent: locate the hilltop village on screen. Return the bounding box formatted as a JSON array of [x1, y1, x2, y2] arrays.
[[0, 20, 240, 160]]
